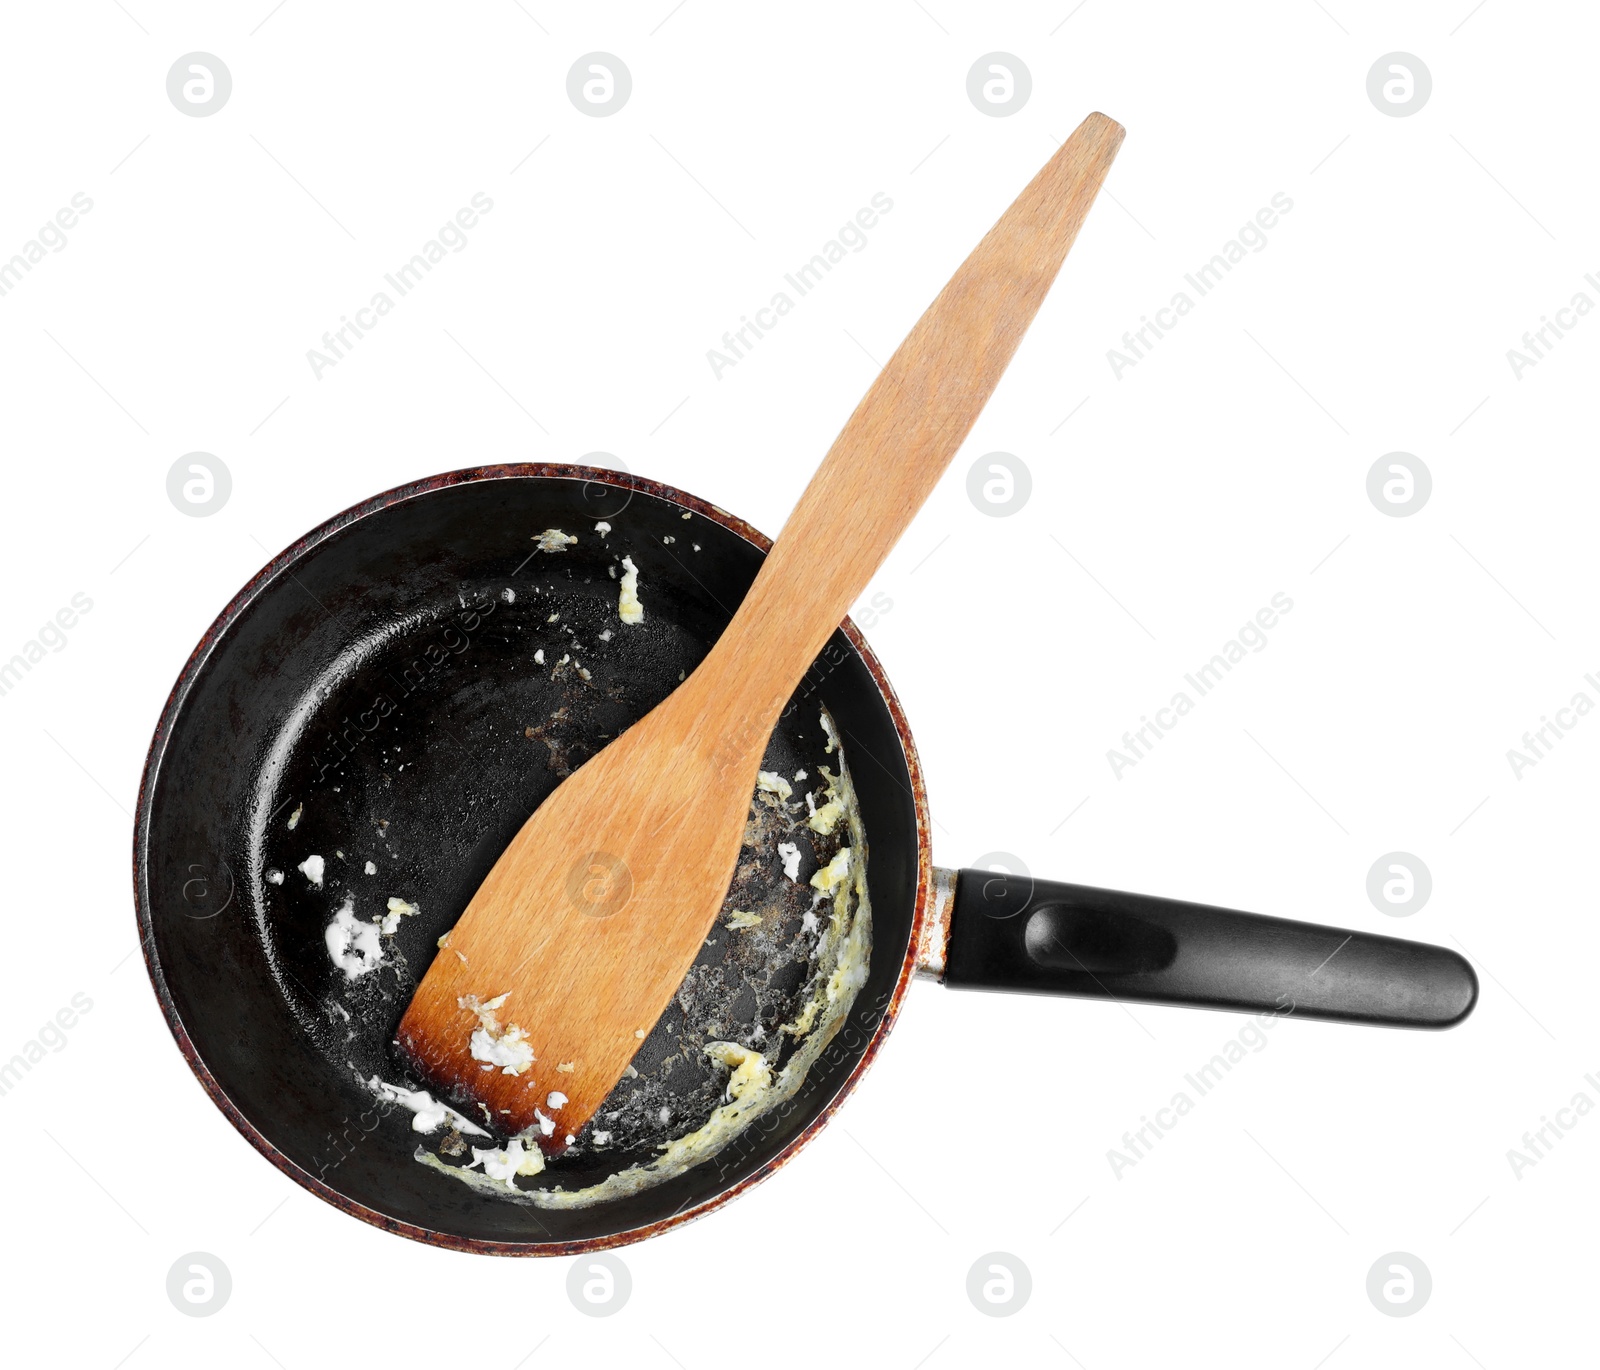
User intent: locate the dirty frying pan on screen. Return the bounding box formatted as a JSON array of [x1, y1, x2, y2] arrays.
[[135, 464, 1478, 1255]]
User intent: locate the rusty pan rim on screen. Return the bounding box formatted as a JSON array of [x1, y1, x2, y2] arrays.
[[133, 462, 934, 1257]]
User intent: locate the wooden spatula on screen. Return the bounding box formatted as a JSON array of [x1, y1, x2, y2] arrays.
[[398, 111, 1125, 1147]]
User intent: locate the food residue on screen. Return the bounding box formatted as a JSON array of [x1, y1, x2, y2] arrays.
[[376, 705, 873, 1214], [618, 556, 643, 624], [298, 854, 325, 888], [809, 847, 852, 894], [325, 899, 384, 980], [468, 1137, 545, 1188], [756, 771, 793, 801], [807, 797, 844, 835], [461, 992, 535, 1075], [534, 529, 577, 553], [777, 841, 802, 882], [380, 897, 420, 934], [367, 1075, 489, 1137]]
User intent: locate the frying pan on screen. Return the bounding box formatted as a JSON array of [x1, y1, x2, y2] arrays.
[[135, 463, 1477, 1255]]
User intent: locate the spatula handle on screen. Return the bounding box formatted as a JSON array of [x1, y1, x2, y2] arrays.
[[710, 112, 1124, 722]]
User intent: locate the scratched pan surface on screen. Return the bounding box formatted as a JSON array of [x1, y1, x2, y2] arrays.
[[135, 464, 931, 1254]]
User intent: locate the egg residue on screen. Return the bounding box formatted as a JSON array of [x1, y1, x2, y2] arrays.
[[418, 711, 873, 1210], [461, 992, 536, 1075], [618, 556, 643, 624], [324, 899, 384, 980]]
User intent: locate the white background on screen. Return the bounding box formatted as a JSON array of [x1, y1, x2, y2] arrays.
[[1, 2, 1594, 1366]]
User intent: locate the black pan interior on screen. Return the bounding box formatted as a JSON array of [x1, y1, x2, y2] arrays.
[[136, 467, 920, 1250]]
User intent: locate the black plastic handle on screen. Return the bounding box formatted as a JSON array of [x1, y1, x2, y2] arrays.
[[943, 871, 1477, 1028]]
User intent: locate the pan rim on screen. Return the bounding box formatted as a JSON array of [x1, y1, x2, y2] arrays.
[[132, 461, 934, 1256]]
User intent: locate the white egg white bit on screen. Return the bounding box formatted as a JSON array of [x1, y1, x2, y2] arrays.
[[776, 841, 802, 883], [265, 868, 284, 885], [501, 588, 516, 602], [467, 1137, 545, 1187], [364, 860, 377, 875], [460, 992, 536, 1075], [365, 1074, 489, 1137], [547, 1091, 567, 1109], [325, 899, 383, 980], [298, 853, 325, 888], [595, 521, 611, 537]]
